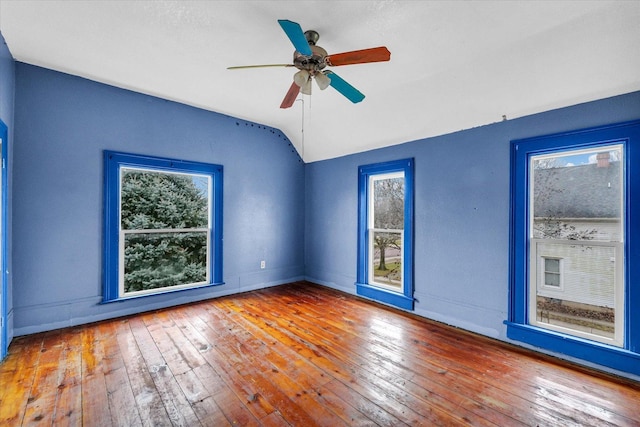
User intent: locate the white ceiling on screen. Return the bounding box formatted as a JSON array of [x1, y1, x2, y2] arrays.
[[1, 1, 639, 163]]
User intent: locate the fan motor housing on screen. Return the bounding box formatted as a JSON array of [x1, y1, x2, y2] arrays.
[[293, 45, 328, 73]]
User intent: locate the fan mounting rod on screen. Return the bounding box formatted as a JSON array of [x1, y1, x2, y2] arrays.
[[305, 30, 319, 45]]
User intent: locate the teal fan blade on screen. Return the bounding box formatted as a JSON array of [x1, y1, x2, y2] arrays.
[[326, 71, 365, 104], [278, 20, 312, 56]]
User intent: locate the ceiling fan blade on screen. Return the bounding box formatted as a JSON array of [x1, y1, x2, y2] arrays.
[[278, 20, 312, 56], [227, 64, 294, 70], [326, 47, 391, 66], [326, 71, 365, 104], [280, 81, 301, 109]]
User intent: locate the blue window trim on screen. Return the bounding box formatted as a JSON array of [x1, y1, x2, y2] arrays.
[[506, 120, 640, 376], [103, 151, 224, 303], [0, 119, 7, 359], [356, 158, 414, 310]]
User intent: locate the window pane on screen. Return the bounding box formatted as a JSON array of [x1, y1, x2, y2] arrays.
[[532, 147, 622, 242], [371, 231, 402, 289], [544, 272, 560, 287], [373, 177, 404, 229], [545, 258, 560, 274], [124, 231, 208, 293], [530, 145, 623, 345], [121, 169, 209, 230], [535, 241, 617, 341]]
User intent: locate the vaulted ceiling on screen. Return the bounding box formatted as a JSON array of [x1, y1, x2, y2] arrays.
[[1, 1, 639, 162]]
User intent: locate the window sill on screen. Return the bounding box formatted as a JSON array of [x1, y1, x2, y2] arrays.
[[356, 282, 414, 310], [505, 321, 640, 376], [101, 281, 225, 304]]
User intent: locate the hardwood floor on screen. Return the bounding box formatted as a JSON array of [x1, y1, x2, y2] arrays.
[[1, 282, 639, 426]]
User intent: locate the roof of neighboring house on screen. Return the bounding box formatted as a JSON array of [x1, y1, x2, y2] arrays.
[[533, 161, 621, 219]]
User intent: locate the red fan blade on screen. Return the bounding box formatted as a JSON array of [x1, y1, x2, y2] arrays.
[[326, 47, 390, 66], [280, 81, 300, 109]]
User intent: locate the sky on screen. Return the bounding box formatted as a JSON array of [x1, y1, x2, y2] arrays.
[[535, 146, 622, 168]]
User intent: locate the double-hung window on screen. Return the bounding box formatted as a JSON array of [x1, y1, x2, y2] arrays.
[[507, 121, 640, 376], [542, 258, 562, 289], [103, 151, 223, 302], [357, 159, 414, 310]]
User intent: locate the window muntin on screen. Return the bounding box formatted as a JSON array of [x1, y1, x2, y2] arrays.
[[528, 145, 624, 346], [104, 152, 223, 302]]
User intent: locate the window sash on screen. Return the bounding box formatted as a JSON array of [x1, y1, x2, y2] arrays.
[[367, 171, 405, 293], [527, 143, 625, 347], [119, 228, 211, 297], [529, 239, 624, 347], [368, 229, 404, 291]]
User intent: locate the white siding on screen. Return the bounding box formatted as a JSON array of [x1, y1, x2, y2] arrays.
[[534, 239, 618, 308]]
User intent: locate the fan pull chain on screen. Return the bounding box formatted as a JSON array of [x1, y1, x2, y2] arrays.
[[296, 98, 305, 159]]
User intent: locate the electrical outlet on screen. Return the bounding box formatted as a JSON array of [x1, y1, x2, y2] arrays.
[[260, 260, 266, 269]]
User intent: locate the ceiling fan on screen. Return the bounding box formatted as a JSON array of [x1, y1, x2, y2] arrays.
[[228, 20, 391, 109]]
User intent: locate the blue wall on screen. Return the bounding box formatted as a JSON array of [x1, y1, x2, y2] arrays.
[[305, 91, 640, 344], [12, 63, 305, 335]]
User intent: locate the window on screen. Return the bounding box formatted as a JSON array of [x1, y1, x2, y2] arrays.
[[530, 144, 624, 346], [0, 120, 7, 360], [507, 121, 640, 376], [369, 172, 405, 290], [103, 151, 223, 302], [357, 159, 414, 310], [542, 258, 562, 288]]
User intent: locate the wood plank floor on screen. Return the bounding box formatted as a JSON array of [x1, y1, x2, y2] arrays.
[[1, 282, 639, 426]]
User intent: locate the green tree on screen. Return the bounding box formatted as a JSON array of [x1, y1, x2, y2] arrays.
[[121, 170, 209, 292]]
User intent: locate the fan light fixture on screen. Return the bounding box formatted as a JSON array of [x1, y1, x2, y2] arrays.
[[294, 70, 312, 95], [314, 72, 331, 90], [294, 69, 330, 95]]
